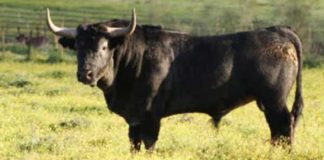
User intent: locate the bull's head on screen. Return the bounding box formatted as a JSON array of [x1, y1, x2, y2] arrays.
[[46, 8, 136, 87]]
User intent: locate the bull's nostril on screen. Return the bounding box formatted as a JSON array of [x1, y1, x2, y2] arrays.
[[86, 71, 93, 80]]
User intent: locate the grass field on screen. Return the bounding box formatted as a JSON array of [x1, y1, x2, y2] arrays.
[[0, 52, 323, 159]]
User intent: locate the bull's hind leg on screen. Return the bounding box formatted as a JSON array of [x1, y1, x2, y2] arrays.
[[261, 99, 294, 145]]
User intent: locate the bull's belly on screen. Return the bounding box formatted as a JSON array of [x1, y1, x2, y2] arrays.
[[164, 96, 218, 116], [163, 91, 254, 117]]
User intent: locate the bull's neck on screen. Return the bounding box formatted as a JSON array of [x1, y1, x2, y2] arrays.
[[116, 35, 142, 78], [99, 35, 143, 114], [100, 35, 143, 90]]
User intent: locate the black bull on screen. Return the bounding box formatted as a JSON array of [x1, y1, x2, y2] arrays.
[[47, 12, 303, 151]]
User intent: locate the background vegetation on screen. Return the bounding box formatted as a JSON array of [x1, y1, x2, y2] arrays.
[[0, 0, 324, 159], [1, 0, 324, 65]]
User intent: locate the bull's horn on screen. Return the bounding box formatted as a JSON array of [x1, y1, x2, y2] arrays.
[[46, 8, 77, 38], [106, 8, 137, 37]]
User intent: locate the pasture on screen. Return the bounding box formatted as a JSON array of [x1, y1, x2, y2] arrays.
[[0, 52, 323, 159]]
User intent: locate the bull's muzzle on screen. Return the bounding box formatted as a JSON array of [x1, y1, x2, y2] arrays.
[[77, 70, 95, 86]]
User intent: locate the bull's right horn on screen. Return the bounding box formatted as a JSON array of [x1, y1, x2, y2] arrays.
[[105, 8, 137, 37], [46, 8, 77, 38]]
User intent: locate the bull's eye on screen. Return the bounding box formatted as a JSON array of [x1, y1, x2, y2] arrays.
[[99, 38, 108, 51]]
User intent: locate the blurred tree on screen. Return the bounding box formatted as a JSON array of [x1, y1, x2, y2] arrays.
[[272, 0, 319, 54]]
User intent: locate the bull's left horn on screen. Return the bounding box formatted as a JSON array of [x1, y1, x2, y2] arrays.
[[106, 8, 137, 37], [46, 8, 77, 38]]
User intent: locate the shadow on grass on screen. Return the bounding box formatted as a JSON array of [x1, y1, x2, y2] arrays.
[[49, 117, 92, 132]]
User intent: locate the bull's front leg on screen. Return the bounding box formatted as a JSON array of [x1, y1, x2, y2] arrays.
[[141, 111, 161, 151], [127, 113, 161, 152], [129, 55, 169, 151], [127, 117, 161, 152], [128, 124, 141, 152], [129, 95, 164, 151], [126, 98, 162, 152]]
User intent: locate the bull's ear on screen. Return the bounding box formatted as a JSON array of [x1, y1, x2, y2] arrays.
[[58, 37, 76, 50]]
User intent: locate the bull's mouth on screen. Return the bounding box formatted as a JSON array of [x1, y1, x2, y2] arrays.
[[78, 78, 98, 87], [88, 80, 97, 87]]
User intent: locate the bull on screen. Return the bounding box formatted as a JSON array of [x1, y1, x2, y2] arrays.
[[46, 8, 303, 151]]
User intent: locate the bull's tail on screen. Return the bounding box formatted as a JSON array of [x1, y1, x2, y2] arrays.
[[281, 27, 304, 129]]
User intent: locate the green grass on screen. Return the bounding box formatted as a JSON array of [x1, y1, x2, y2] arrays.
[[0, 52, 323, 159]]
